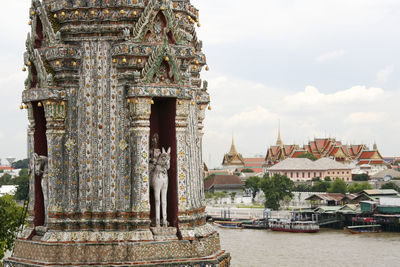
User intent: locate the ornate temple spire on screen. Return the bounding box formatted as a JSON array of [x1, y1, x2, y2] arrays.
[[373, 141, 378, 150], [229, 136, 238, 155], [276, 120, 283, 147]]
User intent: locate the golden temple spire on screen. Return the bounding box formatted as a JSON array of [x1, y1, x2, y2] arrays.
[[276, 120, 283, 147], [229, 136, 238, 155]]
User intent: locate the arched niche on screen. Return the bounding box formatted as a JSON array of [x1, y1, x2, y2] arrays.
[[149, 98, 178, 228], [32, 101, 48, 227], [34, 16, 44, 49]]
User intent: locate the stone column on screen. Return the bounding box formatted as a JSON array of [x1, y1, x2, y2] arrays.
[[197, 104, 207, 207], [128, 97, 152, 227], [175, 99, 190, 212], [26, 103, 35, 231], [43, 100, 67, 229]]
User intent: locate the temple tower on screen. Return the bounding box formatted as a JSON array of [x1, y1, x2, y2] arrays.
[[5, 0, 229, 266]]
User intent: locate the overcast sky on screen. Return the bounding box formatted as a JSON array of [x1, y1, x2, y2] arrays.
[[1, 1, 399, 168]]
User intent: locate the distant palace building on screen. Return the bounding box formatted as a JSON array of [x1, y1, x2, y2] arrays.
[[267, 158, 352, 181], [221, 138, 264, 173], [264, 129, 388, 176]]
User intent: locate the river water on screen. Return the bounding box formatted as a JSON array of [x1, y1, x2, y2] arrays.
[[217, 227, 400, 267]]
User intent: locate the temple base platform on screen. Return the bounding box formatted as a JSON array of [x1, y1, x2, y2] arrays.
[[3, 225, 230, 267]]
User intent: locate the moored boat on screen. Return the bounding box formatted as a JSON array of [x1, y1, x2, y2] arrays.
[[344, 224, 382, 234], [213, 220, 243, 229], [268, 219, 319, 233]]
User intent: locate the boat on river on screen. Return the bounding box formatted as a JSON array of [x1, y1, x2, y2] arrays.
[[241, 218, 269, 229], [268, 219, 319, 233], [213, 220, 243, 229], [344, 224, 382, 234]]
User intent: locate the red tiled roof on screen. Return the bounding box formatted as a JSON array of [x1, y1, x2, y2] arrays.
[[0, 166, 13, 170], [359, 151, 376, 159], [292, 151, 306, 158], [316, 139, 327, 150], [357, 160, 370, 165], [370, 160, 386, 165]]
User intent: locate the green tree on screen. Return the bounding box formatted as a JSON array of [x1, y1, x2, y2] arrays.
[[14, 172, 29, 201], [0, 173, 12, 186], [241, 168, 254, 173], [311, 177, 320, 182], [11, 158, 29, 169], [381, 182, 400, 192], [259, 174, 294, 210], [229, 192, 237, 203], [311, 181, 330, 192], [0, 195, 25, 261], [324, 176, 332, 182], [296, 152, 317, 161], [294, 183, 312, 192], [244, 176, 261, 202], [353, 173, 369, 181], [327, 179, 347, 194], [348, 182, 372, 193]]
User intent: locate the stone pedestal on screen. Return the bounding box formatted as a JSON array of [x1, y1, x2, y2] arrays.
[[150, 226, 178, 241]]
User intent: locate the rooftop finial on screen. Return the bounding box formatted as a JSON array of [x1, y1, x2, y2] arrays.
[[276, 119, 283, 147]]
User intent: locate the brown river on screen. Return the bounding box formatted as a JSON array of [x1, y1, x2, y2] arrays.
[[217, 228, 400, 267]]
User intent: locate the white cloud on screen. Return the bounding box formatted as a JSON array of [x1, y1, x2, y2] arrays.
[[345, 112, 385, 124], [284, 85, 384, 109], [376, 65, 394, 83], [315, 50, 345, 62], [225, 106, 278, 128]]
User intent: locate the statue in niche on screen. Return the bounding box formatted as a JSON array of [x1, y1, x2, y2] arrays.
[[149, 134, 171, 227], [34, 153, 48, 226]]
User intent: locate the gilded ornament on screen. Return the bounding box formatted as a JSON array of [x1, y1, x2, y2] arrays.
[[56, 61, 60, 66], [122, 58, 127, 63], [175, 14, 179, 18], [28, 20, 32, 25], [112, 58, 117, 63], [19, 105, 23, 110], [53, 14, 57, 18], [24, 104, 28, 109], [27, 61, 31, 66], [61, 12, 65, 16], [30, 11, 35, 15], [178, 100, 182, 105], [38, 102, 42, 107], [22, 67, 26, 72], [72, 61, 77, 66], [91, 10, 95, 15], [75, 10, 79, 15], [127, 98, 131, 103], [105, 9, 109, 14], [208, 105, 212, 110], [133, 11, 137, 16], [137, 58, 142, 63], [197, 23, 201, 27], [134, 99, 139, 104], [165, 56, 169, 61], [150, 99, 154, 104], [120, 9, 125, 14], [205, 66, 209, 71]]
